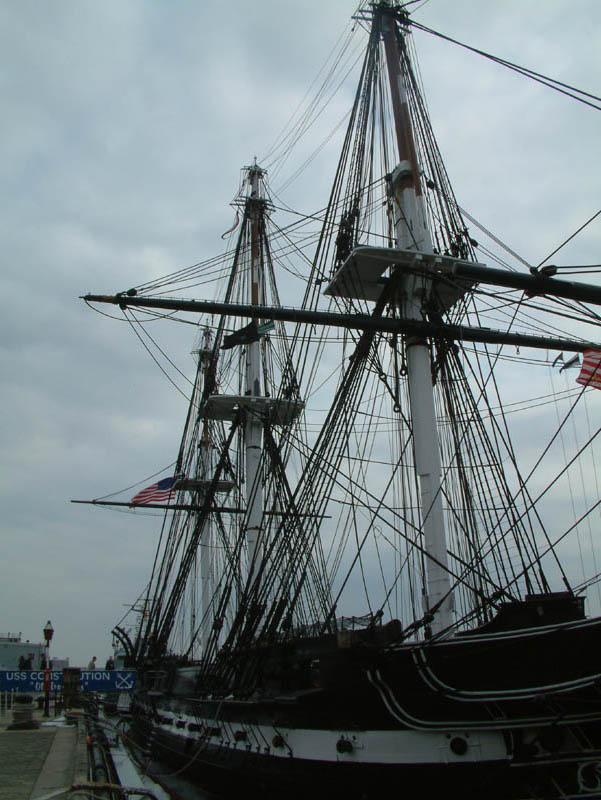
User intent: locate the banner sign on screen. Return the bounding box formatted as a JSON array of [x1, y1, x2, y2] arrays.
[[79, 670, 136, 692], [0, 670, 136, 692], [0, 670, 62, 692]]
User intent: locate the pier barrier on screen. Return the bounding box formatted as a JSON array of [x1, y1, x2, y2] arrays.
[[0, 689, 15, 715]]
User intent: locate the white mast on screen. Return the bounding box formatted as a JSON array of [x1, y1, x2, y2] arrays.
[[201, 164, 303, 597], [380, 8, 453, 634], [245, 163, 265, 584]]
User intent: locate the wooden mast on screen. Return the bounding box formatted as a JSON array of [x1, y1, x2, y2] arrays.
[[245, 163, 265, 585], [380, 2, 453, 634]]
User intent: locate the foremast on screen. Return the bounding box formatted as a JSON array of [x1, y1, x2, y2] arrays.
[[245, 163, 265, 584], [124, 164, 307, 665], [202, 163, 287, 592]]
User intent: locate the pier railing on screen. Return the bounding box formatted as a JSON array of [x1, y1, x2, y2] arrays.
[[0, 689, 15, 715]]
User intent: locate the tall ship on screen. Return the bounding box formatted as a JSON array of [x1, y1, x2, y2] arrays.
[[83, 2, 601, 798]]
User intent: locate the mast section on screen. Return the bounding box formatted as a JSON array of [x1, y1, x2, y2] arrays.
[[198, 327, 214, 652], [245, 164, 265, 585], [380, 4, 453, 634]]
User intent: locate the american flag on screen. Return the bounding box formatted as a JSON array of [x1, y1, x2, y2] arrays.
[[131, 476, 178, 505], [576, 350, 601, 390]]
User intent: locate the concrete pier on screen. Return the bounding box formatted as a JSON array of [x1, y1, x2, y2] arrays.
[[0, 704, 87, 800]]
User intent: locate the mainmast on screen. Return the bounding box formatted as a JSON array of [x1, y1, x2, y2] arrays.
[[380, 4, 453, 633], [322, 3, 454, 634]]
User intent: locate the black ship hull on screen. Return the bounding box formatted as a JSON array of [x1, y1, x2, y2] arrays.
[[128, 611, 601, 799]]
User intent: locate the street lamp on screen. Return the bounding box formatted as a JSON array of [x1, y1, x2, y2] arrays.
[[42, 620, 54, 718]]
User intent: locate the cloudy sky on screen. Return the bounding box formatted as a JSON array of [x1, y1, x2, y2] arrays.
[[1, 0, 600, 667]]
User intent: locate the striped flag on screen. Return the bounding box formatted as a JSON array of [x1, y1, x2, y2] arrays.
[[576, 350, 601, 390], [131, 477, 178, 505]]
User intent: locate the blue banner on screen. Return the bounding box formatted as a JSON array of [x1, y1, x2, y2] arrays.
[[0, 671, 62, 692], [0, 670, 136, 692], [79, 670, 136, 692]]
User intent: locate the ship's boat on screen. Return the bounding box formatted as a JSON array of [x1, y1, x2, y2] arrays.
[[83, 2, 601, 797]]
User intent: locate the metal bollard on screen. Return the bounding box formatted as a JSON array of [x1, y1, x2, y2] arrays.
[[7, 693, 39, 730]]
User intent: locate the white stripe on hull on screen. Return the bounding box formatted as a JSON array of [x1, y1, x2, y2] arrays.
[[143, 703, 508, 765]]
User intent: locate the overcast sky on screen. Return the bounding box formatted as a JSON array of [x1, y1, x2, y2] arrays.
[[1, 0, 600, 667]]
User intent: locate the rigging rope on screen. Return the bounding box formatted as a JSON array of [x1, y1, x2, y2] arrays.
[[408, 19, 601, 112]]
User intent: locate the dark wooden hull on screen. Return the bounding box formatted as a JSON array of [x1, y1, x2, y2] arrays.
[[131, 721, 601, 800], [129, 614, 601, 799]]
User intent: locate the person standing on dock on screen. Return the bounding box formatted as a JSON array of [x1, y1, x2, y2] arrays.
[[87, 656, 97, 670]]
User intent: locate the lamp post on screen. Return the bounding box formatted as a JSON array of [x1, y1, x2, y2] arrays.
[[42, 620, 54, 718]]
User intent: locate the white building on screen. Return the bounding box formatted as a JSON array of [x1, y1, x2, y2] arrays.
[[0, 633, 46, 670]]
